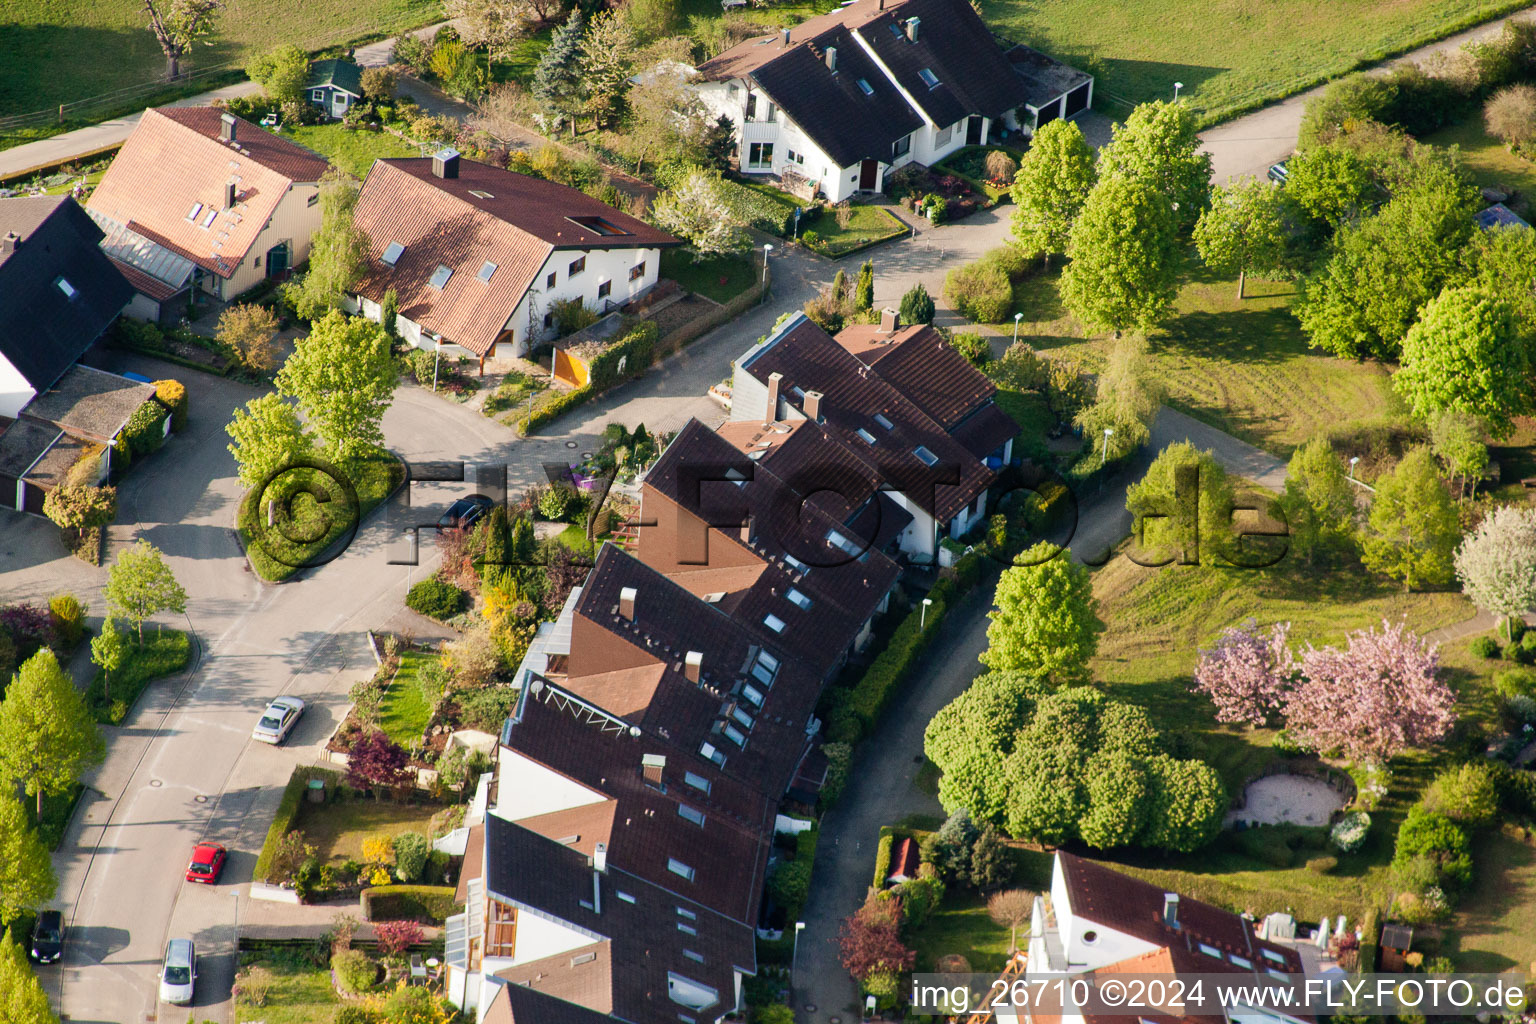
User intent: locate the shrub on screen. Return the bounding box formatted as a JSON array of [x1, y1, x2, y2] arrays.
[[950, 332, 991, 366], [821, 741, 853, 808], [153, 379, 189, 431], [1485, 83, 1536, 148], [392, 832, 430, 883], [768, 857, 812, 913], [360, 884, 459, 923], [550, 297, 599, 337], [1494, 669, 1536, 698], [332, 949, 378, 995], [334, 1007, 384, 1024], [235, 964, 275, 1006], [899, 283, 936, 325], [984, 150, 1019, 183], [1422, 763, 1498, 827], [43, 484, 116, 532], [844, 592, 947, 737], [538, 486, 573, 521], [1393, 806, 1472, 887], [373, 919, 425, 957], [120, 401, 167, 458], [455, 685, 518, 732], [48, 594, 87, 651], [1471, 635, 1501, 659], [945, 259, 1013, 323], [1330, 810, 1372, 853], [801, 229, 822, 248], [405, 578, 466, 620], [252, 767, 338, 883]]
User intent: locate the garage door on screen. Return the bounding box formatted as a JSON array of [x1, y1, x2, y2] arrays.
[[1064, 82, 1091, 117], [0, 475, 16, 510]]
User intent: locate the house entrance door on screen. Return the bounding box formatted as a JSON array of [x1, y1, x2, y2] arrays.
[[265, 242, 290, 278], [859, 159, 877, 190], [966, 116, 983, 145]]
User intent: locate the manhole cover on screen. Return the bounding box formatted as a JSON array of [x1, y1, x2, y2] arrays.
[[581, 451, 592, 460], [194, 795, 208, 803], [149, 779, 163, 788], [565, 441, 579, 449], [807, 1006, 819, 1014]]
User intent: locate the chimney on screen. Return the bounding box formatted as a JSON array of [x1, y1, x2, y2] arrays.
[[766, 371, 783, 421], [781, 27, 791, 47], [803, 390, 823, 422], [432, 147, 461, 179], [0, 231, 18, 255], [1163, 893, 1180, 928], [219, 112, 237, 142], [740, 513, 755, 545], [879, 308, 900, 333], [825, 46, 838, 72], [224, 180, 238, 209], [684, 651, 703, 682], [642, 754, 666, 787], [906, 16, 920, 40], [619, 586, 637, 620], [594, 842, 608, 874]]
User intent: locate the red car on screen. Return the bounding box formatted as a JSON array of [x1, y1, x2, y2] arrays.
[[185, 843, 227, 884]]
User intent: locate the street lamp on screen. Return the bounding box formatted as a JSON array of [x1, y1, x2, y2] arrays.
[[760, 244, 773, 304], [790, 921, 806, 1001], [431, 338, 442, 393], [1013, 311, 1023, 344], [1173, 81, 1184, 102], [1101, 427, 1114, 467], [920, 597, 934, 630], [1348, 456, 1359, 480]]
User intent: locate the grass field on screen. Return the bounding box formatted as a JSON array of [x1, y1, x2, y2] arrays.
[[235, 948, 338, 1024], [277, 123, 425, 178], [1444, 827, 1536, 973], [378, 650, 435, 747], [807, 203, 909, 257], [659, 249, 757, 304], [1422, 118, 1536, 200], [296, 798, 441, 867], [1004, 255, 1401, 459], [0, 0, 439, 117], [983, 0, 1534, 124]]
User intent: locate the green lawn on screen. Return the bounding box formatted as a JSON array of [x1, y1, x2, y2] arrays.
[[378, 650, 435, 748], [982, 0, 1533, 124], [295, 798, 442, 867], [238, 453, 405, 583], [1443, 827, 1536, 973], [87, 628, 192, 724], [278, 123, 426, 178], [235, 948, 338, 1024], [1421, 117, 1536, 206], [805, 203, 908, 257], [0, 0, 439, 119], [659, 249, 757, 304], [1007, 255, 1401, 459]]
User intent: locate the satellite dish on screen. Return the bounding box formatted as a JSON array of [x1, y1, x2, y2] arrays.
[[629, 725, 641, 737]]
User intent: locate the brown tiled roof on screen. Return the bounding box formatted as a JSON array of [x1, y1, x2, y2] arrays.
[[1059, 853, 1304, 975], [455, 822, 484, 904], [951, 402, 1019, 462], [352, 159, 678, 356], [87, 108, 326, 278], [495, 940, 614, 1014], [834, 322, 998, 430], [491, 983, 618, 1024], [738, 315, 994, 522], [515, 800, 617, 860], [108, 256, 183, 301]]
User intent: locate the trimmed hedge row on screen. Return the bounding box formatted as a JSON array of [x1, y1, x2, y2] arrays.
[[844, 591, 949, 735], [518, 321, 661, 435], [252, 765, 341, 884], [871, 825, 920, 888], [361, 884, 460, 923]]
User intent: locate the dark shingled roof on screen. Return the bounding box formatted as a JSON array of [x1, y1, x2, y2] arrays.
[[308, 58, 364, 96], [748, 26, 924, 168], [485, 982, 619, 1024], [0, 197, 132, 394]]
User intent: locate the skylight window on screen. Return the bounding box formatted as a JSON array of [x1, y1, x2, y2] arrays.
[[742, 683, 765, 707], [1199, 943, 1222, 958], [784, 553, 808, 573], [570, 215, 631, 236], [918, 67, 940, 88], [1262, 949, 1287, 965], [874, 413, 894, 430], [668, 858, 697, 881], [676, 906, 697, 920], [856, 427, 877, 445], [683, 771, 711, 793], [477, 260, 498, 282], [684, 949, 705, 964], [699, 742, 725, 766], [827, 529, 862, 556], [678, 803, 706, 826], [381, 241, 405, 266], [1266, 969, 1288, 981], [731, 705, 754, 730], [428, 264, 453, 290], [787, 588, 812, 610], [54, 277, 77, 299], [186, 203, 203, 221], [617, 890, 636, 903], [1229, 954, 1253, 968], [702, 592, 725, 604], [677, 921, 698, 935], [763, 613, 786, 633], [468, 190, 495, 199], [913, 445, 939, 466], [722, 722, 747, 746], [888, 22, 902, 37], [857, 78, 874, 96], [201, 208, 218, 228]]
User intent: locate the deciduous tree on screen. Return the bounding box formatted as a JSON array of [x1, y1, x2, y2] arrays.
[[650, 170, 751, 255], [1285, 144, 1373, 227], [1072, 336, 1161, 462], [0, 650, 104, 817], [1454, 505, 1536, 640], [0, 928, 58, 1023], [42, 484, 116, 532], [1429, 411, 1488, 500], [1125, 442, 1236, 567], [143, 0, 223, 80], [91, 615, 128, 702], [1193, 177, 1289, 300], [287, 167, 370, 320], [0, 792, 54, 925], [838, 892, 914, 981], [927, 672, 1042, 823], [104, 539, 187, 644], [345, 730, 414, 796], [1361, 448, 1460, 591], [1139, 755, 1227, 852], [275, 310, 395, 463], [579, 10, 638, 117], [1009, 118, 1096, 266], [1276, 436, 1357, 565], [1192, 619, 1295, 726], [1395, 287, 1532, 439], [217, 302, 283, 372], [1484, 83, 1536, 148], [982, 542, 1098, 682], [1060, 175, 1179, 335], [225, 394, 316, 491], [245, 44, 308, 103], [446, 0, 541, 60], [1095, 99, 1211, 232], [987, 889, 1033, 951], [360, 65, 398, 102], [1286, 619, 1453, 763]]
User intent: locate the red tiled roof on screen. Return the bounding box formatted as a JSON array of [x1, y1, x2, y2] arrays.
[[835, 322, 998, 430], [352, 159, 678, 356], [87, 108, 326, 278], [887, 837, 920, 881]]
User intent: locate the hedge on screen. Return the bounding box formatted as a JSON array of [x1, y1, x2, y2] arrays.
[[518, 322, 661, 435], [153, 379, 189, 432], [253, 765, 341, 884], [361, 884, 460, 923], [87, 628, 191, 724], [844, 591, 948, 736], [718, 178, 798, 237], [872, 831, 896, 888]]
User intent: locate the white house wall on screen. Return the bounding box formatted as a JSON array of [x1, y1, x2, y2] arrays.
[[493, 751, 608, 819], [499, 245, 662, 357], [206, 182, 324, 299], [0, 352, 36, 420], [510, 910, 600, 965]]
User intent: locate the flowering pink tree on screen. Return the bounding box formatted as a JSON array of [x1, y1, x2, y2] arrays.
[[1284, 620, 1454, 764], [1192, 619, 1295, 726]]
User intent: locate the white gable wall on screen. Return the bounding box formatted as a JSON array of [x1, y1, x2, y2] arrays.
[[510, 909, 600, 965], [0, 352, 36, 419], [494, 749, 608, 819]]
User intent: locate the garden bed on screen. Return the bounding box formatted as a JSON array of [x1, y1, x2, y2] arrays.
[[295, 798, 444, 869], [801, 204, 910, 258], [884, 163, 987, 222], [934, 145, 1025, 203]]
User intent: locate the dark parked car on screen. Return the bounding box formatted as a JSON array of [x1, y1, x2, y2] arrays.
[[30, 910, 63, 963], [437, 493, 493, 531]]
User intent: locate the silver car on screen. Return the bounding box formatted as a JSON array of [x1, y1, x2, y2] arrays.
[[252, 696, 306, 745], [159, 938, 195, 1005]]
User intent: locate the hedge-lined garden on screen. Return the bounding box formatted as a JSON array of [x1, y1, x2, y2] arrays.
[[516, 320, 659, 435]]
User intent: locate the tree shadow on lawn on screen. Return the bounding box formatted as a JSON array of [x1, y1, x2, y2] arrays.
[[1439, 829, 1536, 973], [1157, 307, 1301, 368]]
